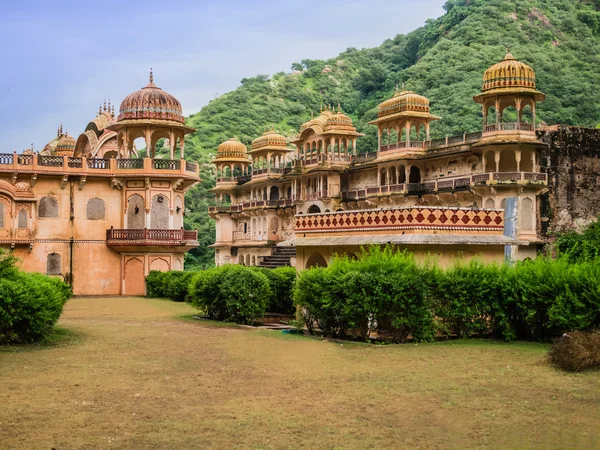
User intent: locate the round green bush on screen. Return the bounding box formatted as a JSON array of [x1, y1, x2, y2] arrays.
[[189, 265, 270, 324], [0, 272, 72, 344]]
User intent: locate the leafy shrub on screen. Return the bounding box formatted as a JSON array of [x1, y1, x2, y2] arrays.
[[548, 330, 600, 372], [0, 270, 72, 344], [189, 265, 270, 324], [556, 220, 600, 263], [253, 267, 296, 314], [295, 247, 437, 342], [163, 271, 196, 302], [146, 271, 166, 298]]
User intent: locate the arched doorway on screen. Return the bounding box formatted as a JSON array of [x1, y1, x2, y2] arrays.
[[308, 204, 321, 214], [521, 198, 534, 231], [150, 257, 170, 272], [124, 257, 145, 296], [306, 252, 328, 269], [270, 186, 280, 202]]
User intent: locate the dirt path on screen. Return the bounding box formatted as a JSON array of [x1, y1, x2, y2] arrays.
[[1, 297, 599, 449]]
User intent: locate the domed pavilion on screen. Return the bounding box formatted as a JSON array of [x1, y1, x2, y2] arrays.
[[368, 84, 441, 154], [107, 70, 195, 159], [473, 50, 545, 135]]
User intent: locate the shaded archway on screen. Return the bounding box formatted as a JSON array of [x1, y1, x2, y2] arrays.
[[270, 186, 280, 202], [306, 252, 328, 269], [521, 197, 534, 231], [308, 204, 321, 214], [409, 166, 421, 184]]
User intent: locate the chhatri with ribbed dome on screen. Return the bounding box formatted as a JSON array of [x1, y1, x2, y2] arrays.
[[369, 84, 441, 125], [474, 50, 545, 103], [213, 138, 250, 163], [251, 129, 291, 153], [117, 70, 185, 124]]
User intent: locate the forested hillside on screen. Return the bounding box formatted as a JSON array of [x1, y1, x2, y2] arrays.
[[182, 0, 600, 269]]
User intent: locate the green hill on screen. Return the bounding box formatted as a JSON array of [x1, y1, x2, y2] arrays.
[[182, 0, 600, 269]]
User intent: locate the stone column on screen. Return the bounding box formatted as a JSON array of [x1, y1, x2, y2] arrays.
[[495, 151, 501, 173]]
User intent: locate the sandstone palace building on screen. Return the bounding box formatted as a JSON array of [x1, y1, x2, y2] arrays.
[[0, 73, 199, 296], [210, 52, 550, 269]]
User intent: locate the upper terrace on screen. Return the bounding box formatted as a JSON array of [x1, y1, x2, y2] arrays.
[[0, 153, 199, 180]]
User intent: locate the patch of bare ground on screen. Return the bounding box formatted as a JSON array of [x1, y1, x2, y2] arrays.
[[1, 297, 599, 449]]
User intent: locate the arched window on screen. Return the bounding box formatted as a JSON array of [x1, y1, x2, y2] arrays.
[[46, 253, 61, 275], [270, 186, 280, 202], [127, 194, 145, 229], [484, 198, 495, 209], [238, 254, 245, 265], [38, 196, 58, 218], [380, 168, 387, 186], [306, 252, 327, 269], [251, 255, 256, 266], [151, 194, 169, 229], [521, 198, 534, 231], [0, 202, 5, 228], [17, 209, 28, 228], [308, 204, 321, 214], [86, 198, 106, 220], [246, 254, 251, 266]]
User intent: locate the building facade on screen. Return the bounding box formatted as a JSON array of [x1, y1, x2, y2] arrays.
[[210, 52, 549, 269], [0, 73, 200, 295]]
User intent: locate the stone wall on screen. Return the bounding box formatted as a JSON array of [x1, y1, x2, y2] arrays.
[[537, 125, 600, 234]]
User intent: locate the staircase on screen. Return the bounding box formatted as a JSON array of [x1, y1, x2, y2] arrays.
[[259, 246, 296, 269]]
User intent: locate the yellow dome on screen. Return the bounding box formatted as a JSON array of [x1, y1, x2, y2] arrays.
[[324, 107, 356, 132], [216, 138, 247, 158], [482, 51, 536, 92], [378, 86, 430, 118], [251, 129, 288, 151]]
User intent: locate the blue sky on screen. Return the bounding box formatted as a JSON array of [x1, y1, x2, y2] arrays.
[[0, 0, 446, 151]]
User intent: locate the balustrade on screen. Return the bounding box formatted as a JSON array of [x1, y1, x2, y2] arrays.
[[153, 159, 181, 170], [0, 153, 14, 165], [38, 156, 64, 167], [68, 157, 83, 169], [88, 158, 110, 170], [117, 158, 144, 169], [106, 227, 198, 242]]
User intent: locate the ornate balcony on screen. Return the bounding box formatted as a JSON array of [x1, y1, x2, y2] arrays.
[[106, 227, 198, 253], [0, 153, 199, 180]]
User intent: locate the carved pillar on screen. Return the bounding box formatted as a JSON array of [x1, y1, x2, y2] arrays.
[[145, 127, 152, 158], [515, 150, 522, 172], [405, 121, 411, 147], [494, 150, 501, 173]]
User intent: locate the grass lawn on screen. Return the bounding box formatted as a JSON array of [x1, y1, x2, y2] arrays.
[[1, 297, 599, 450]]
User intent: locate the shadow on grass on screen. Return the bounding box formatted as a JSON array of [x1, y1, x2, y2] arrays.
[[177, 314, 244, 328], [0, 326, 84, 353]]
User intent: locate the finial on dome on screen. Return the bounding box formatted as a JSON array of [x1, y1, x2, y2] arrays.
[[337, 103, 341, 113], [504, 47, 515, 60], [98, 103, 102, 115], [150, 68, 154, 83], [111, 104, 115, 116], [59, 124, 63, 136], [103, 99, 107, 112]]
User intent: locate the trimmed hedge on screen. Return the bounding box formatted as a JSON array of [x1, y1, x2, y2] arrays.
[[189, 265, 271, 324], [0, 251, 72, 344], [146, 267, 297, 317], [294, 246, 600, 342]]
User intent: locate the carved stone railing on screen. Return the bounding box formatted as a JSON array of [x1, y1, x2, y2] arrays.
[[484, 122, 534, 133], [153, 159, 181, 170], [38, 156, 64, 167], [68, 157, 83, 169], [295, 206, 505, 234], [106, 228, 198, 243], [0, 154, 199, 178], [233, 231, 251, 241], [117, 158, 144, 169], [88, 158, 110, 170]]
